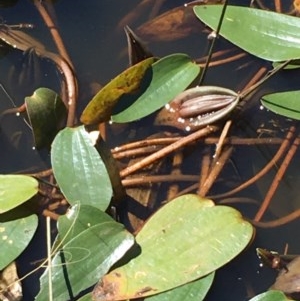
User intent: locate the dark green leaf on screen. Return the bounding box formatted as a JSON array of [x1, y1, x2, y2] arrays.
[[25, 87, 67, 149]]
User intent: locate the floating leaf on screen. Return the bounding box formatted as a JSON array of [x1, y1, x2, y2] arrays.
[[35, 205, 134, 301], [92, 194, 253, 300], [111, 53, 200, 123], [0, 211, 37, 270], [0, 175, 38, 213], [145, 273, 214, 301], [51, 126, 112, 211], [261, 90, 300, 120], [249, 290, 291, 301], [25, 87, 67, 149], [194, 5, 300, 61], [57, 204, 115, 245], [80, 57, 155, 125]]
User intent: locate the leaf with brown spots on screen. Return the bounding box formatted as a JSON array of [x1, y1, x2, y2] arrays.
[[92, 194, 253, 300]]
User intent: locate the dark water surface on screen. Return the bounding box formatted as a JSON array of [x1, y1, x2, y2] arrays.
[[1, 1, 300, 300]]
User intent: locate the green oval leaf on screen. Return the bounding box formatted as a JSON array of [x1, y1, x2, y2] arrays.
[[261, 90, 300, 120], [0, 175, 38, 213], [51, 126, 112, 211], [92, 194, 253, 300], [35, 205, 134, 301], [25, 87, 67, 149], [111, 53, 200, 123], [0, 212, 38, 270], [80, 57, 155, 125], [194, 5, 300, 62]]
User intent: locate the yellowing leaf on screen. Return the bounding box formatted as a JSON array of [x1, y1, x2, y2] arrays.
[[80, 57, 155, 125]]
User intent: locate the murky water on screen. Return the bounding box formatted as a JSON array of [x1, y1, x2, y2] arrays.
[[1, 1, 300, 300]]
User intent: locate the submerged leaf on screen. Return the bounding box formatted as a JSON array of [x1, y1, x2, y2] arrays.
[[261, 90, 300, 120], [0, 175, 38, 213], [92, 194, 253, 300], [25, 87, 67, 149], [51, 126, 112, 211], [194, 5, 300, 61], [137, 1, 224, 42], [80, 57, 155, 125], [111, 53, 200, 123]]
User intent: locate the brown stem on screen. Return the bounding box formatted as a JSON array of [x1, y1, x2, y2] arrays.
[[251, 209, 300, 228], [166, 151, 183, 200], [210, 126, 296, 200], [199, 150, 211, 190], [254, 135, 300, 221], [32, 0, 77, 127], [44, 52, 78, 127], [32, 0, 73, 67], [112, 136, 283, 158], [120, 126, 219, 178], [214, 119, 232, 159], [122, 174, 199, 187], [197, 52, 247, 68], [111, 136, 181, 154], [198, 146, 233, 196]]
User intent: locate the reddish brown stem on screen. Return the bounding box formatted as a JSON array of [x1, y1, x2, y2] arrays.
[[254, 135, 300, 221], [211, 126, 296, 200], [120, 126, 218, 178]]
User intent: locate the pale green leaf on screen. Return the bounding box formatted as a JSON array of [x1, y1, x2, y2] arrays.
[[0, 212, 37, 270], [261, 90, 300, 120], [146, 273, 214, 301], [194, 5, 300, 61], [51, 126, 112, 211], [0, 175, 38, 213], [92, 194, 253, 300], [249, 290, 291, 301], [35, 205, 134, 301]]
